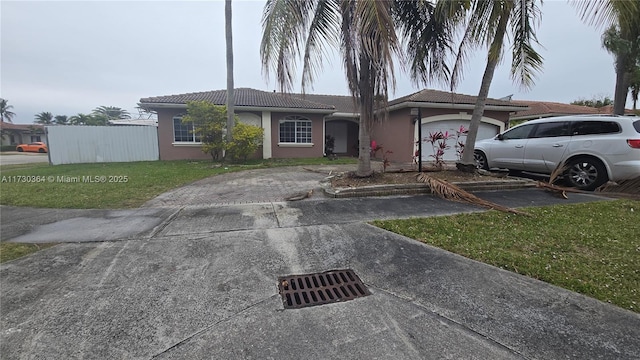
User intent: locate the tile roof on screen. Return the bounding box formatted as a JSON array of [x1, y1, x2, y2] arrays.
[[511, 101, 600, 119], [388, 89, 525, 108], [289, 93, 358, 113], [140, 88, 335, 110], [0, 121, 44, 131]]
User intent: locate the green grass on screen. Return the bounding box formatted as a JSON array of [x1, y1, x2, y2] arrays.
[[373, 200, 640, 312], [0, 157, 356, 209], [0, 242, 58, 263]]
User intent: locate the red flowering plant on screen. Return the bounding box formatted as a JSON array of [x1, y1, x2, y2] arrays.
[[426, 131, 452, 169], [454, 125, 468, 160]]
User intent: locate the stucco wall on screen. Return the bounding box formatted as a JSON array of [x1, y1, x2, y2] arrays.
[[270, 112, 324, 158], [157, 108, 210, 161], [371, 107, 511, 164]]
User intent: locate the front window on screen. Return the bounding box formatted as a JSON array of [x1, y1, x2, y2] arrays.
[[279, 116, 312, 144], [173, 116, 201, 143], [500, 123, 535, 140], [30, 135, 41, 142]]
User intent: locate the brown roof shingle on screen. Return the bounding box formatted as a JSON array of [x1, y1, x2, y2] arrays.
[[140, 88, 335, 110], [289, 93, 358, 113], [511, 101, 600, 119], [388, 89, 524, 108]]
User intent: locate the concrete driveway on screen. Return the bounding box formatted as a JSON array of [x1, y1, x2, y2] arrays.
[[0, 152, 49, 165], [1, 167, 639, 359]]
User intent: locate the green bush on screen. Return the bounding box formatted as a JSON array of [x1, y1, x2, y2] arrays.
[[228, 122, 264, 161], [1, 145, 17, 152]]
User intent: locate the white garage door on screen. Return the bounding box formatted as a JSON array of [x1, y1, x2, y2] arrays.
[[421, 120, 499, 161]]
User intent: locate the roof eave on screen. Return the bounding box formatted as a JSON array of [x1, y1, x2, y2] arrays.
[[387, 101, 528, 113], [138, 102, 335, 114]]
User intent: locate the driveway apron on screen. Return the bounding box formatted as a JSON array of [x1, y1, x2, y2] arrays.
[[1, 165, 638, 359]]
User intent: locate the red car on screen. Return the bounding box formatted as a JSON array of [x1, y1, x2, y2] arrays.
[[16, 142, 48, 153]]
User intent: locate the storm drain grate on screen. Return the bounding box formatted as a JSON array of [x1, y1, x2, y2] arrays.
[[278, 269, 370, 309]]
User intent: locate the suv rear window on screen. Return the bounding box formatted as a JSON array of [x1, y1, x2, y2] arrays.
[[633, 120, 640, 133], [571, 121, 620, 135]]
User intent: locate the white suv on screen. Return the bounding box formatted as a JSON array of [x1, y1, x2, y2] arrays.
[[474, 115, 640, 190]]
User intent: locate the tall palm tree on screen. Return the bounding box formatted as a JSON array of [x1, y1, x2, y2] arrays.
[[261, 0, 452, 176], [574, 0, 640, 115], [443, 0, 544, 171], [225, 0, 235, 144], [35, 111, 54, 125], [92, 106, 131, 120], [1, 98, 16, 123], [54, 115, 69, 125]]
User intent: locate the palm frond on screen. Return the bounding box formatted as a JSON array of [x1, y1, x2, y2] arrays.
[[510, 0, 543, 90], [301, 0, 340, 92], [416, 173, 530, 216]]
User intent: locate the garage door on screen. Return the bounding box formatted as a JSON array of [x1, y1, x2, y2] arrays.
[[421, 120, 499, 161]]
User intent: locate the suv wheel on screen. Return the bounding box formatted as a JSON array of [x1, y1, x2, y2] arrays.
[[474, 151, 489, 170], [565, 157, 608, 191]]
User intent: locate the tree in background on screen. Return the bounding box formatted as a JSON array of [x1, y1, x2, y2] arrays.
[[181, 101, 228, 161], [34, 112, 54, 125], [54, 115, 69, 125], [629, 64, 640, 112], [1, 99, 16, 123], [69, 113, 109, 126], [574, 1, 640, 115], [442, 0, 544, 171], [261, 1, 453, 177], [571, 95, 613, 108], [92, 106, 131, 120]]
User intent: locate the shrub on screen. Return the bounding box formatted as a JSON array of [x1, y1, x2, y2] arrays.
[[227, 122, 264, 162]]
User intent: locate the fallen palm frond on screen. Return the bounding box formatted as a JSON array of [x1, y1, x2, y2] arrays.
[[416, 173, 530, 216], [540, 164, 569, 199]]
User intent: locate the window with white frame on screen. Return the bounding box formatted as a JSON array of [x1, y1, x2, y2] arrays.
[[173, 116, 201, 143], [279, 116, 312, 144]]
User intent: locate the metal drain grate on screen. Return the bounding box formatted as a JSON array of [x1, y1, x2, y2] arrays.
[[277, 269, 370, 309]]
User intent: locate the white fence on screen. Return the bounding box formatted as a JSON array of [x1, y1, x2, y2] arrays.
[[46, 126, 159, 165]]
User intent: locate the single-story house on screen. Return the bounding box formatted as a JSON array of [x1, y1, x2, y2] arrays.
[[138, 88, 527, 163], [0, 121, 46, 148]]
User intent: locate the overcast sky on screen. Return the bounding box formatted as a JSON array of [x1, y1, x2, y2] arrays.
[[0, 0, 629, 124]]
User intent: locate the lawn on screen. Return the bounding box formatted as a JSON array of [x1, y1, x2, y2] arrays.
[[0, 158, 356, 209], [373, 199, 640, 313]]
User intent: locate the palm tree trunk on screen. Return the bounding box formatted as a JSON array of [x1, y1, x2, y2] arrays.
[[225, 0, 235, 144], [356, 54, 374, 177], [458, 13, 509, 172], [613, 57, 630, 115]]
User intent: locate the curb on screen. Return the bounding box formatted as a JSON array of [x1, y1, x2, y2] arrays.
[[322, 178, 537, 198]]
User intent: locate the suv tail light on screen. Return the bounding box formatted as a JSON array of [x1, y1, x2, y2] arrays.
[[628, 139, 640, 148]]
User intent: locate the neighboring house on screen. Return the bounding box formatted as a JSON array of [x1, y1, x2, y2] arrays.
[[510, 100, 637, 123], [138, 88, 527, 163], [0, 121, 46, 148]]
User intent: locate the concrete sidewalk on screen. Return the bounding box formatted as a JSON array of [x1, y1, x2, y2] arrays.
[[1, 187, 638, 359]]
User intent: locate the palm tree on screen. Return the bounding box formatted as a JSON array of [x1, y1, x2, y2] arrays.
[[69, 113, 93, 125], [444, 0, 544, 171], [35, 111, 54, 125], [54, 115, 69, 125], [574, 1, 640, 115], [225, 0, 235, 144], [92, 106, 131, 120], [1, 98, 16, 123], [261, 0, 452, 176]]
